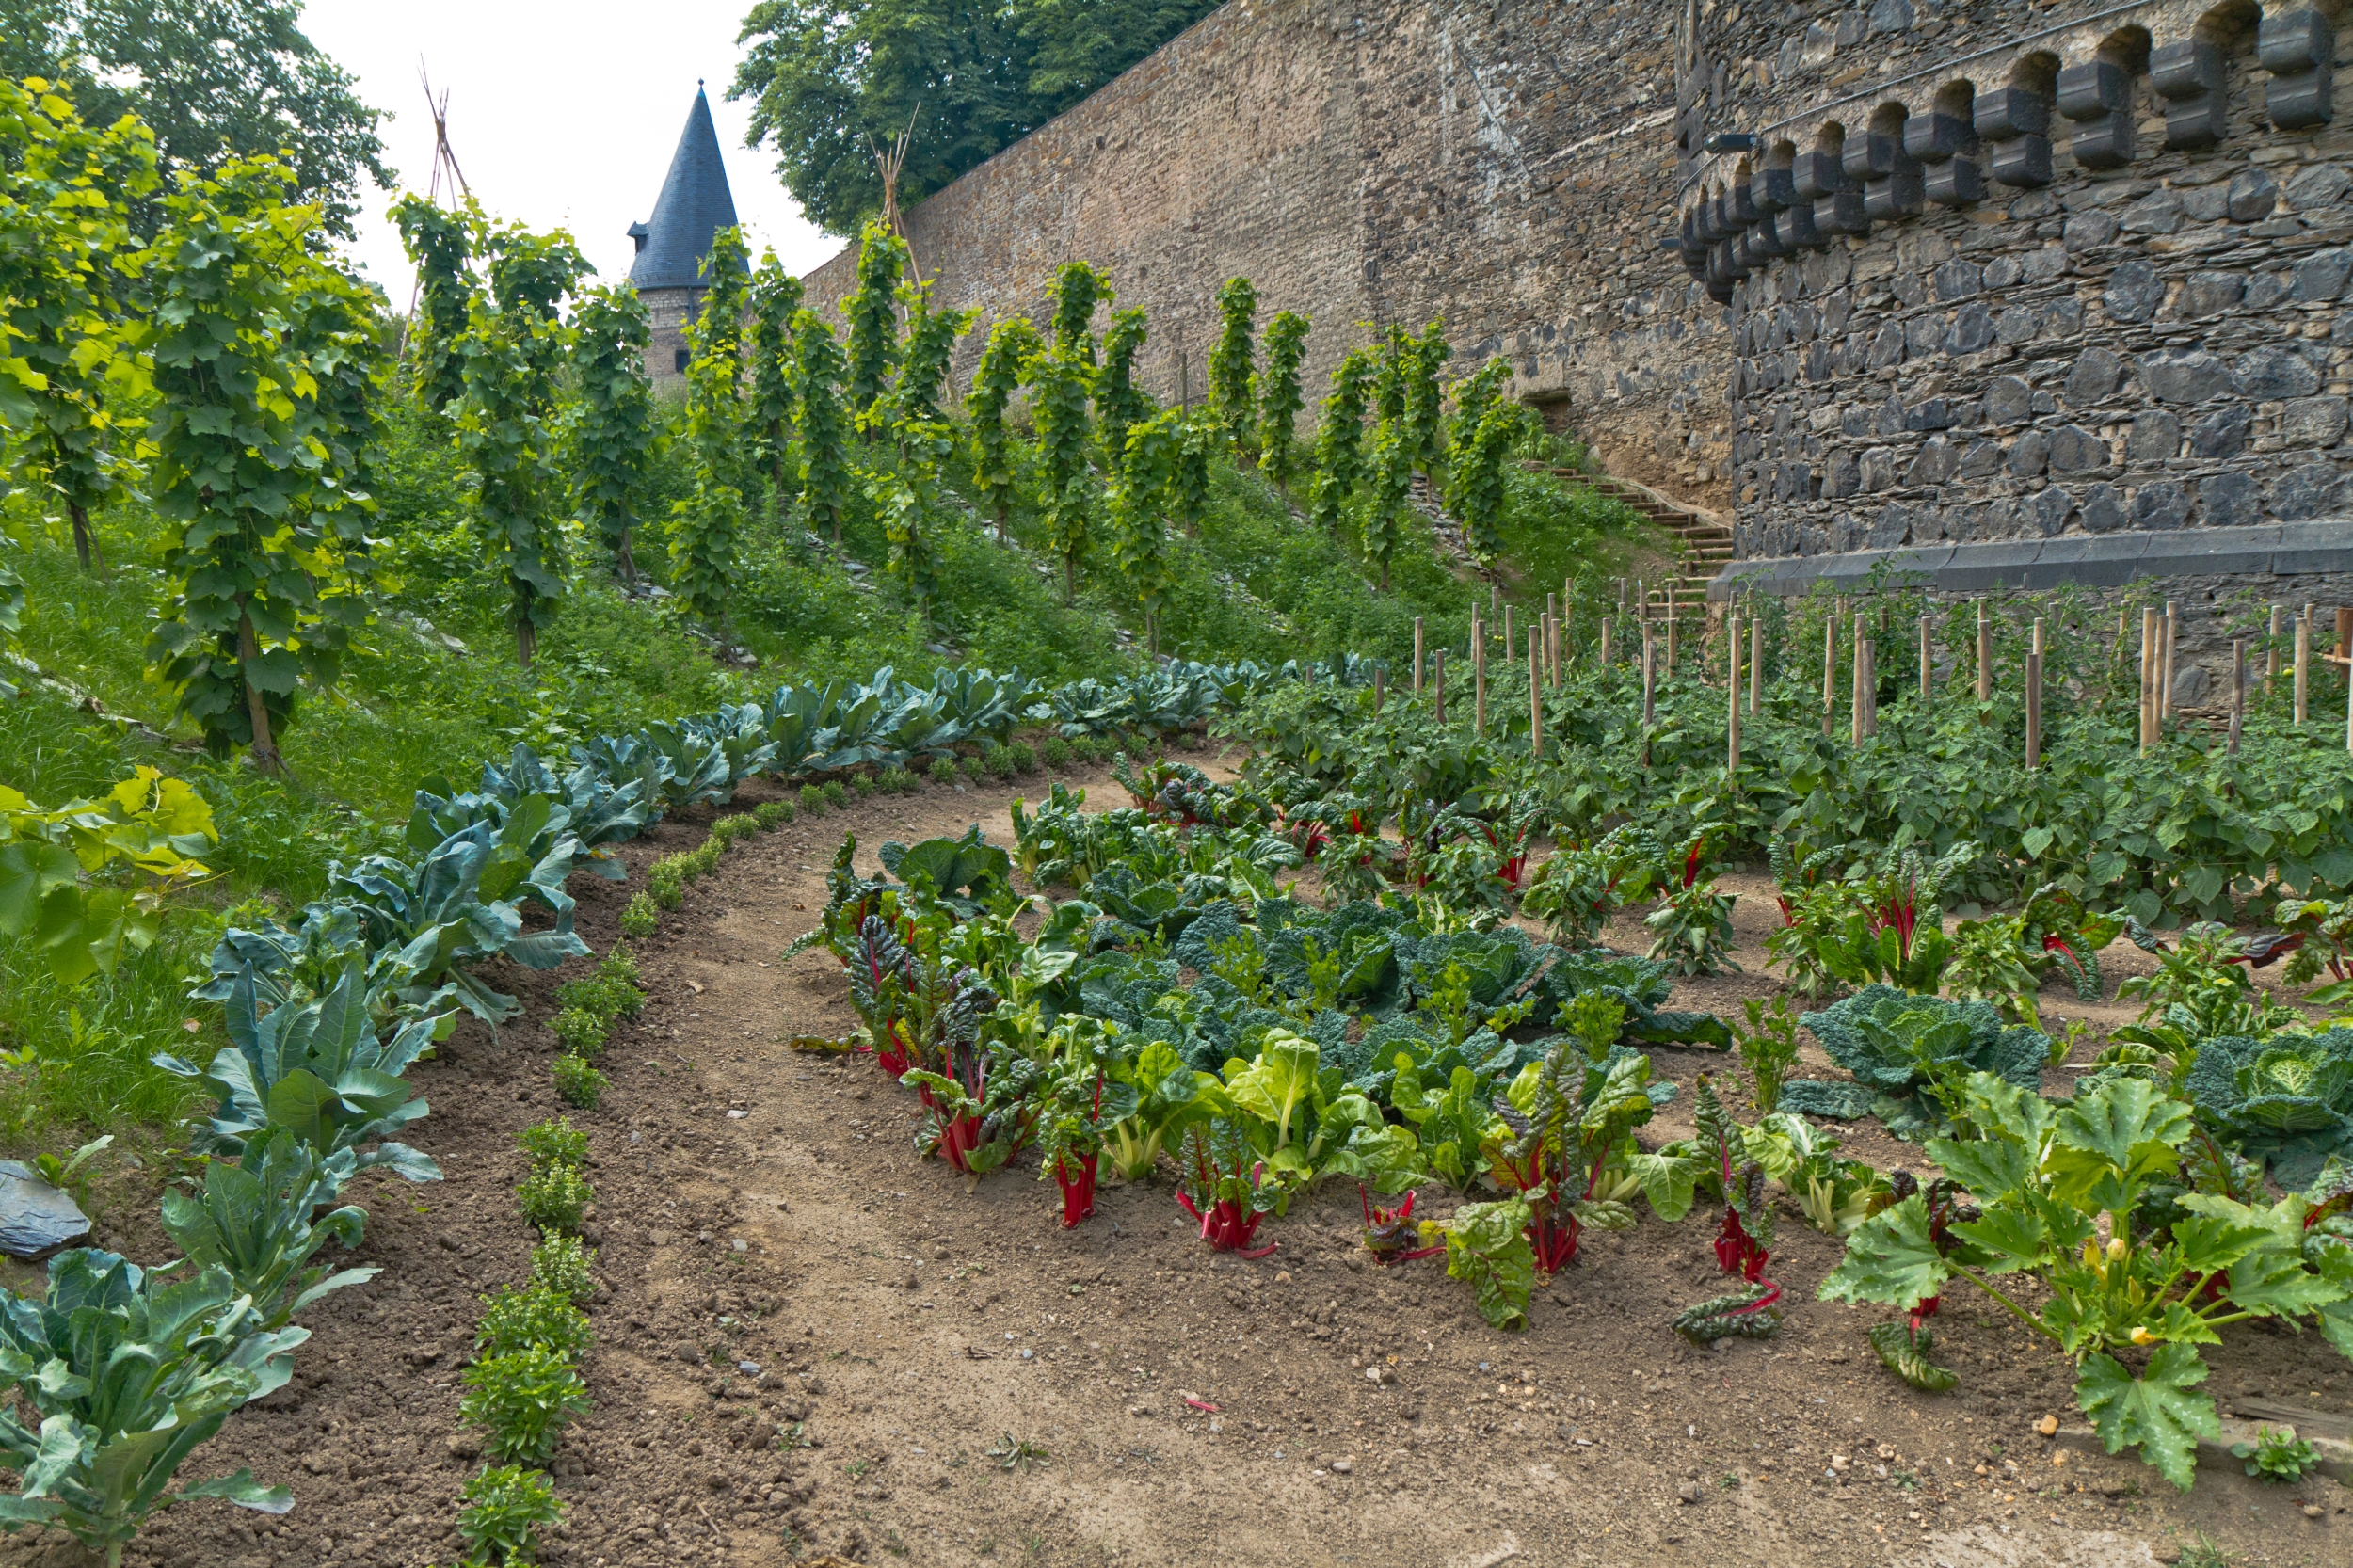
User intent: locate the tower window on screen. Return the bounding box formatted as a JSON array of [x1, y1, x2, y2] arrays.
[[674, 348, 690, 374]]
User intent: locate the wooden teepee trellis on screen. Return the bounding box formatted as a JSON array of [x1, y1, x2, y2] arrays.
[[395, 61, 472, 370]]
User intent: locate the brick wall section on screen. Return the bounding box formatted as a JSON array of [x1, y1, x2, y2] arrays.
[[799, 0, 1739, 508]]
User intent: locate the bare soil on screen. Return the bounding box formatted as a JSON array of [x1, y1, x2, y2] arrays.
[[14, 752, 2349, 1568]]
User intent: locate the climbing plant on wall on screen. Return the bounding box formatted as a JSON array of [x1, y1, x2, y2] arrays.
[[1254, 309, 1311, 492], [968, 315, 1041, 545], [1307, 344, 1376, 537], [747, 251, 805, 520], [672, 225, 753, 628], [841, 219, 907, 427], [568, 283, 656, 586], [389, 193, 474, 416], [1096, 306, 1152, 464], [794, 309, 854, 544]]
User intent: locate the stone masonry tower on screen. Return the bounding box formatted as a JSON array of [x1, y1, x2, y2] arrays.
[[630, 84, 741, 389]]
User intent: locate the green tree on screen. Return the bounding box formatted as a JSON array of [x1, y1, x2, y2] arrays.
[[568, 283, 657, 585], [142, 158, 382, 772], [889, 276, 974, 430], [5, 0, 389, 236], [1050, 260, 1109, 360], [1253, 309, 1311, 491], [746, 251, 805, 520], [792, 309, 853, 543], [1306, 344, 1375, 536], [841, 218, 906, 428], [1111, 408, 1180, 656], [389, 195, 474, 415], [672, 226, 754, 627], [0, 75, 158, 573], [1096, 305, 1151, 464], [1207, 275, 1257, 456], [730, 0, 1220, 236], [456, 223, 587, 667], [1403, 318, 1451, 475], [1445, 358, 1517, 564], [967, 314, 1039, 544]]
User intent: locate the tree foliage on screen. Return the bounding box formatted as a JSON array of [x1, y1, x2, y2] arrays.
[[1050, 260, 1110, 360], [1253, 309, 1311, 490], [4, 0, 389, 237], [568, 284, 657, 585], [1445, 358, 1518, 564], [389, 196, 474, 416], [730, 0, 1223, 237], [0, 75, 158, 572], [1207, 275, 1257, 456], [142, 158, 383, 772], [1096, 305, 1151, 462], [890, 277, 974, 430]]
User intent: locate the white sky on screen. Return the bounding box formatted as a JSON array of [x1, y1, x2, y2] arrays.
[[298, 1, 842, 303]]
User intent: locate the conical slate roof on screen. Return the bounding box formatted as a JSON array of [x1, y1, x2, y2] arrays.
[[629, 86, 741, 291]]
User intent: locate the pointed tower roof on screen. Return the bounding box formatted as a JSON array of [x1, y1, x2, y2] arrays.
[[629, 85, 741, 291]]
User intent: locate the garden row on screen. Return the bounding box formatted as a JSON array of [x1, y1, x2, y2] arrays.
[[784, 740, 2353, 1497], [0, 652, 1349, 1561]]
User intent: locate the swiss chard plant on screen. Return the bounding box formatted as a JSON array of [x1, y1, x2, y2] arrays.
[[1673, 1078, 1783, 1343], [1175, 1115, 1280, 1257], [1820, 1072, 2353, 1489]]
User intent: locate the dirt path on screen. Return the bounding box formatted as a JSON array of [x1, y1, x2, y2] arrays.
[[44, 754, 2345, 1568]]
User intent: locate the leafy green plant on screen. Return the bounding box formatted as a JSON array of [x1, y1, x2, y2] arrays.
[[473, 1284, 593, 1362], [568, 282, 657, 584], [1307, 345, 1376, 537], [1642, 834, 1737, 977], [618, 894, 657, 938], [529, 1235, 596, 1304], [157, 1128, 375, 1331], [1207, 276, 1257, 456], [1254, 310, 1311, 487], [520, 1115, 588, 1170], [1481, 1035, 1692, 1277], [455, 1462, 563, 1565], [1736, 995, 1801, 1115], [2230, 1424, 2320, 1483], [0, 1250, 303, 1566], [2183, 1029, 2353, 1188], [1801, 985, 2046, 1141], [1673, 1079, 1783, 1342], [0, 768, 218, 984], [967, 316, 1042, 543], [552, 1054, 606, 1110], [792, 308, 853, 541], [517, 1162, 592, 1234], [1434, 1195, 1535, 1331], [460, 1345, 592, 1464], [1820, 1072, 2353, 1489]]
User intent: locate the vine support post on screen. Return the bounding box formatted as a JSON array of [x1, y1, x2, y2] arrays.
[[1502, 602, 1513, 661], [1433, 648, 1446, 725], [1529, 627, 1545, 760], [1821, 611, 1836, 737], [2230, 637, 2245, 755], [2267, 603, 2282, 685], [1413, 616, 1424, 696], [1641, 626, 1655, 766], [1918, 614, 1932, 709], [1600, 615, 1613, 665], [1472, 614, 1487, 736], [1373, 667, 1385, 713], [2296, 605, 2311, 726], [1666, 593, 1677, 672], [1976, 598, 1990, 701], [1727, 615, 1742, 776], [2160, 600, 2177, 723], [1748, 611, 1762, 715], [1545, 593, 1559, 681], [2025, 617, 2043, 771], [1852, 612, 1866, 745], [2139, 607, 2157, 750]]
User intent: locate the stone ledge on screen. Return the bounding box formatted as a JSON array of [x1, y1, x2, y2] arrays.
[[1709, 520, 2353, 598]]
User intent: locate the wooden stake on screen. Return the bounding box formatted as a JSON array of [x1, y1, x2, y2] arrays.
[[1728, 616, 1742, 774], [2139, 607, 2158, 750], [1976, 599, 1991, 701], [1666, 594, 1678, 671], [1529, 628, 1545, 760], [2267, 604, 2281, 685], [1502, 602, 1513, 659], [2026, 617, 2043, 770], [2160, 600, 2176, 722], [2296, 609, 2311, 726], [1820, 613, 1835, 735], [1413, 617, 1425, 696], [1600, 616, 1613, 664], [1918, 614, 1932, 707], [1472, 615, 1486, 736], [1373, 668, 1385, 714], [1642, 627, 1657, 729], [1433, 648, 1446, 724], [2230, 638, 2245, 755], [1748, 614, 1763, 714], [1852, 612, 1867, 745]]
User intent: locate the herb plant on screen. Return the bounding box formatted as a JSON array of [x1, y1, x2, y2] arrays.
[[459, 1346, 592, 1464], [455, 1463, 563, 1565]]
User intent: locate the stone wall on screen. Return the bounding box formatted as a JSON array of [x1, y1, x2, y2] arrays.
[[798, 0, 1740, 507]]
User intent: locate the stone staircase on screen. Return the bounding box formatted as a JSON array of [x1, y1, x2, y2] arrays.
[[1529, 465, 1733, 618]]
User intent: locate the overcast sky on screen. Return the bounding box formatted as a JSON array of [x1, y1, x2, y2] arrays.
[[298, 1, 840, 301]]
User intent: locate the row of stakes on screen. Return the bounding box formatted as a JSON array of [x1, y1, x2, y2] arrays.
[[1349, 580, 2353, 768]]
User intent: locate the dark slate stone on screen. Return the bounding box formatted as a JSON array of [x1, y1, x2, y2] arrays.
[[2180, 184, 2231, 222], [2078, 482, 2129, 533], [2119, 189, 2183, 234], [2042, 297, 2084, 336], [2234, 345, 2321, 400], [2020, 247, 2070, 284], [1906, 314, 1946, 359], [1960, 440, 2006, 477], [2202, 472, 2262, 528], [2227, 168, 2278, 222], [1945, 303, 1996, 355], [2009, 429, 2050, 477], [1984, 256, 2023, 289], [2064, 211, 2121, 251], [2103, 260, 2163, 323], [1876, 395, 1908, 437], [1821, 290, 1852, 335], [2189, 404, 2252, 457], [2048, 424, 2108, 472], [2283, 163, 2353, 213], [2126, 410, 2182, 462], [1905, 436, 1958, 486], [2274, 520, 2353, 573], [2028, 486, 2074, 535], [2284, 397, 2352, 447], [1841, 405, 1874, 439], [2293, 248, 2353, 302], [1866, 504, 1912, 548], [2139, 348, 2233, 405], [1984, 375, 2034, 424], [1860, 447, 1899, 491], [2130, 481, 2192, 530], [1904, 398, 1951, 432], [1934, 259, 1984, 299], [2271, 462, 2348, 521], [1996, 304, 2039, 344], [2244, 271, 2294, 312], [2065, 347, 2124, 404], [2184, 271, 2245, 315], [1867, 0, 1916, 34], [0, 1164, 90, 1259], [1868, 323, 1907, 369]]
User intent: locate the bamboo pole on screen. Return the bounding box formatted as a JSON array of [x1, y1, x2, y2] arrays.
[[1852, 612, 1867, 745], [1728, 616, 1742, 774], [2230, 638, 2245, 755], [2139, 607, 2158, 750], [1413, 617, 1424, 696], [1472, 615, 1486, 736], [1529, 628, 1545, 760], [1642, 627, 1657, 729], [1600, 616, 1613, 665], [2160, 600, 2176, 723], [2296, 609, 2311, 726], [1665, 594, 1677, 672], [1748, 614, 1762, 715], [1822, 612, 1837, 736], [2026, 617, 2043, 770], [1976, 599, 1991, 701], [1502, 603, 1513, 660]]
